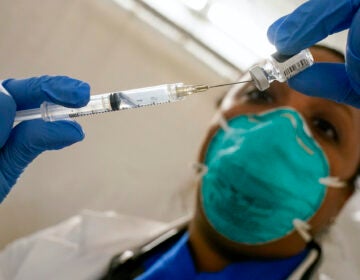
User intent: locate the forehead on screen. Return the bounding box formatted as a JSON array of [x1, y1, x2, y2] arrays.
[[310, 47, 344, 63], [225, 47, 359, 115], [310, 46, 360, 124]]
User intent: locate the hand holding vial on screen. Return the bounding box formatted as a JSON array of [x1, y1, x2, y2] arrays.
[[268, 0, 360, 108]]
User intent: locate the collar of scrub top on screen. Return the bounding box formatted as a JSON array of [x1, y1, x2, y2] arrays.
[[135, 233, 316, 280], [103, 217, 322, 280]]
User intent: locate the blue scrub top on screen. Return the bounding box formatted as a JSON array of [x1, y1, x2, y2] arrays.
[[136, 233, 308, 280]]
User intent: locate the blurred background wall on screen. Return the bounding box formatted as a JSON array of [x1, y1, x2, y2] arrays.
[[0, 0, 226, 248]]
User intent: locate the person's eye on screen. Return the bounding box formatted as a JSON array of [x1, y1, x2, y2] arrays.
[[243, 89, 275, 104], [312, 118, 339, 143]]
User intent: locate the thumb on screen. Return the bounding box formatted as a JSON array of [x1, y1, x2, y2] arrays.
[[0, 92, 16, 147], [288, 62, 360, 107], [0, 120, 84, 188]]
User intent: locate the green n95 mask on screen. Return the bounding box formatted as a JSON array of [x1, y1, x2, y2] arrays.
[[200, 108, 344, 244]]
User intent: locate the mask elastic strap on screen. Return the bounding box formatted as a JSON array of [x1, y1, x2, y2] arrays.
[[289, 219, 323, 280], [293, 219, 312, 243], [190, 162, 208, 179], [319, 176, 346, 188], [215, 112, 231, 132]]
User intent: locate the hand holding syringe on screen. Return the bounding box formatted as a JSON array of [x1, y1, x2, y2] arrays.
[[14, 49, 314, 123], [14, 81, 251, 123]]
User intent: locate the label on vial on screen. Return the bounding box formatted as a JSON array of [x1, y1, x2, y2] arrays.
[[274, 49, 313, 81], [283, 59, 312, 79]]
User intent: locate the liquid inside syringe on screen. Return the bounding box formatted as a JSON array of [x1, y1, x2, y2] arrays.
[[14, 81, 250, 123]]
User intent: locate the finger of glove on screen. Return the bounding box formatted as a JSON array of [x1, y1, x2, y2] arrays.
[[267, 0, 358, 55], [2, 75, 90, 110], [0, 93, 16, 147], [0, 120, 84, 187], [346, 7, 360, 94], [288, 62, 360, 108]]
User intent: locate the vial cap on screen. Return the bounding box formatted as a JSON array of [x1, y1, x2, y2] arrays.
[[249, 66, 270, 91]]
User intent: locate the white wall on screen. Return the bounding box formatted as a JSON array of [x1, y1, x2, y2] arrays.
[[0, 0, 226, 248]]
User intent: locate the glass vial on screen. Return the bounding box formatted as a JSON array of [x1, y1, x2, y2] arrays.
[[249, 49, 314, 91]]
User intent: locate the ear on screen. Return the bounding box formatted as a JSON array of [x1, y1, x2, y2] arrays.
[[342, 171, 358, 205], [340, 180, 356, 207], [308, 184, 353, 237]]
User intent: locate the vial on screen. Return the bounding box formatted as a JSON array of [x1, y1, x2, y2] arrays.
[[249, 49, 314, 91]]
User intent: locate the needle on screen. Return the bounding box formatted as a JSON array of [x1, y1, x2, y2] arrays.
[[188, 80, 253, 95], [208, 80, 253, 89]]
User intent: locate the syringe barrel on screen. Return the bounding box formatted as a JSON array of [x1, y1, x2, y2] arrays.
[[41, 93, 112, 121], [14, 83, 185, 123], [121, 83, 183, 105], [14, 108, 43, 122], [43, 83, 184, 120]]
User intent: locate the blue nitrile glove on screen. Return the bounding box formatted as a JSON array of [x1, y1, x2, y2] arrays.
[[0, 75, 90, 203], [267, 0, 360, 108]]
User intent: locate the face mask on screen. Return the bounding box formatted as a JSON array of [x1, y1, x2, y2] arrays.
[[200, 108, 345, 244]]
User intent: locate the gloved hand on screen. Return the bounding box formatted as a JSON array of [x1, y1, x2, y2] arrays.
[[267, 0, 360, 107], [0, 75, 90, 203]]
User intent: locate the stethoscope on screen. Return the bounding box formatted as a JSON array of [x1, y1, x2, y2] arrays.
[[101, 220, 188, 280], [101, 224, 322, 280]]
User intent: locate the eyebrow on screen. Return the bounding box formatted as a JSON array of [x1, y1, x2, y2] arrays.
[[234, 81, 355, 122]]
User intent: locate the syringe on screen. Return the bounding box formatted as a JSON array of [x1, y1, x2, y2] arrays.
[[14, 81, 250, 123], [14, 49, 315, 123]]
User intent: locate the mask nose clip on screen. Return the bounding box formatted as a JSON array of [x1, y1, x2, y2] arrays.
[[190, 162, 208, 178], [216, 112, 231, 133], [293, 219, 312, 242], [280, 109, 313, 136]]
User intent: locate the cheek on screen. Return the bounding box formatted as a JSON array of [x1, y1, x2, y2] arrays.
[[309, 187, 352, 234], [319, 141, 359, 180]]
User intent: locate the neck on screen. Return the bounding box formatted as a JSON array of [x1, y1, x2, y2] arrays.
[[188, 216, 231, 272]]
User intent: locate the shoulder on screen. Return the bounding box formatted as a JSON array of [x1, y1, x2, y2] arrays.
[[0, 210, 169, 280], [4, 210, 169, 251]]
